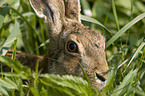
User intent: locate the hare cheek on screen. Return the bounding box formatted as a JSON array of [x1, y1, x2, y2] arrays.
[[80, 55, 89, 66]]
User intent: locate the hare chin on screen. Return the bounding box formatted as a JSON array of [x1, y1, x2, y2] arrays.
[[96, 78, 106, 90], [96, 78, 105, 84]]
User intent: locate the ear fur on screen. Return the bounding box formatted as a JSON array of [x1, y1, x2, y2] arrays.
[[29, 0, 65, 36], [29, 0, 81, 37], [64, 0, 81, 22]]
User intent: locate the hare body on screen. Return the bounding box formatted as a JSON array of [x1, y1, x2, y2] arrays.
[[6, 0, 109, 90]]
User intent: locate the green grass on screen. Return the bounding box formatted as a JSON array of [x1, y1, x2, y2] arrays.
[[0, 0, 145, 95]]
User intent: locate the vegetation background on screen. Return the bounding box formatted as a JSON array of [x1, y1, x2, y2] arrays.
[[0, 0, 145, 95]]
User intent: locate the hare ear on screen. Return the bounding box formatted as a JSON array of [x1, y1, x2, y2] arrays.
[[64, 0, 81, 22], [29, 0, 65, 36]]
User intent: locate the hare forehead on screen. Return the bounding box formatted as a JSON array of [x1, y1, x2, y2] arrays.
[[62, 24, 99, 42], [62, 31, 102, 46]]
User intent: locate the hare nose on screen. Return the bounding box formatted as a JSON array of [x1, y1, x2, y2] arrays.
[[96, 73, 106, 82]]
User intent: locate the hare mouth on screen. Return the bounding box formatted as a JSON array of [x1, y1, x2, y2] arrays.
[[96, 73, 106, 82]]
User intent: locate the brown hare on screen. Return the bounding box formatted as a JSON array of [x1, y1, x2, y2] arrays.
[[6, 0, 109, 90]]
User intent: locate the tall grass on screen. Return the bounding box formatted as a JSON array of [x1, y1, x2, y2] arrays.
[[0, 0, 145, 95]]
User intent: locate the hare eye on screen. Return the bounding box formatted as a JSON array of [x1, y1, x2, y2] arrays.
[[67, 41, 78, 53]]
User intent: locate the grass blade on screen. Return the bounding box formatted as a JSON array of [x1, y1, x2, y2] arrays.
[[111, 0, 120, 31], [40, 74, 95, 96], [81, 15, 112, 34], [0, 86, 9, 96], [101, 68, 116, 94], [128, 41, 145, 65], [106, 13, 145, 48], [0, 56, 32, 79], [0, 77, 18, 90], [78, 63, 90, 85], [111, 70, 138, 96], [132, 86, 145, 96], [10, 7, 36, 35], [0, 20, 20, 56], [34, 39, 49, 51], [123, 41, 145, 73], [0, 6, 10, 29]]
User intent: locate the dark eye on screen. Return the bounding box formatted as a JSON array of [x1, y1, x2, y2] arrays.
[[67, 41, 78, 53]]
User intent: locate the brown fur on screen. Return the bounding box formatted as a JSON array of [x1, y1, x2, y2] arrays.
[[5, 0, 109, 90]]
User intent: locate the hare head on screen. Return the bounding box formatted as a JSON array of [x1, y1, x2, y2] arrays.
[[29, 0, 109, 89]]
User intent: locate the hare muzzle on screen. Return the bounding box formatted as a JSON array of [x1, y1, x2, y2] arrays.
[[28, 0, 109, 90]]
